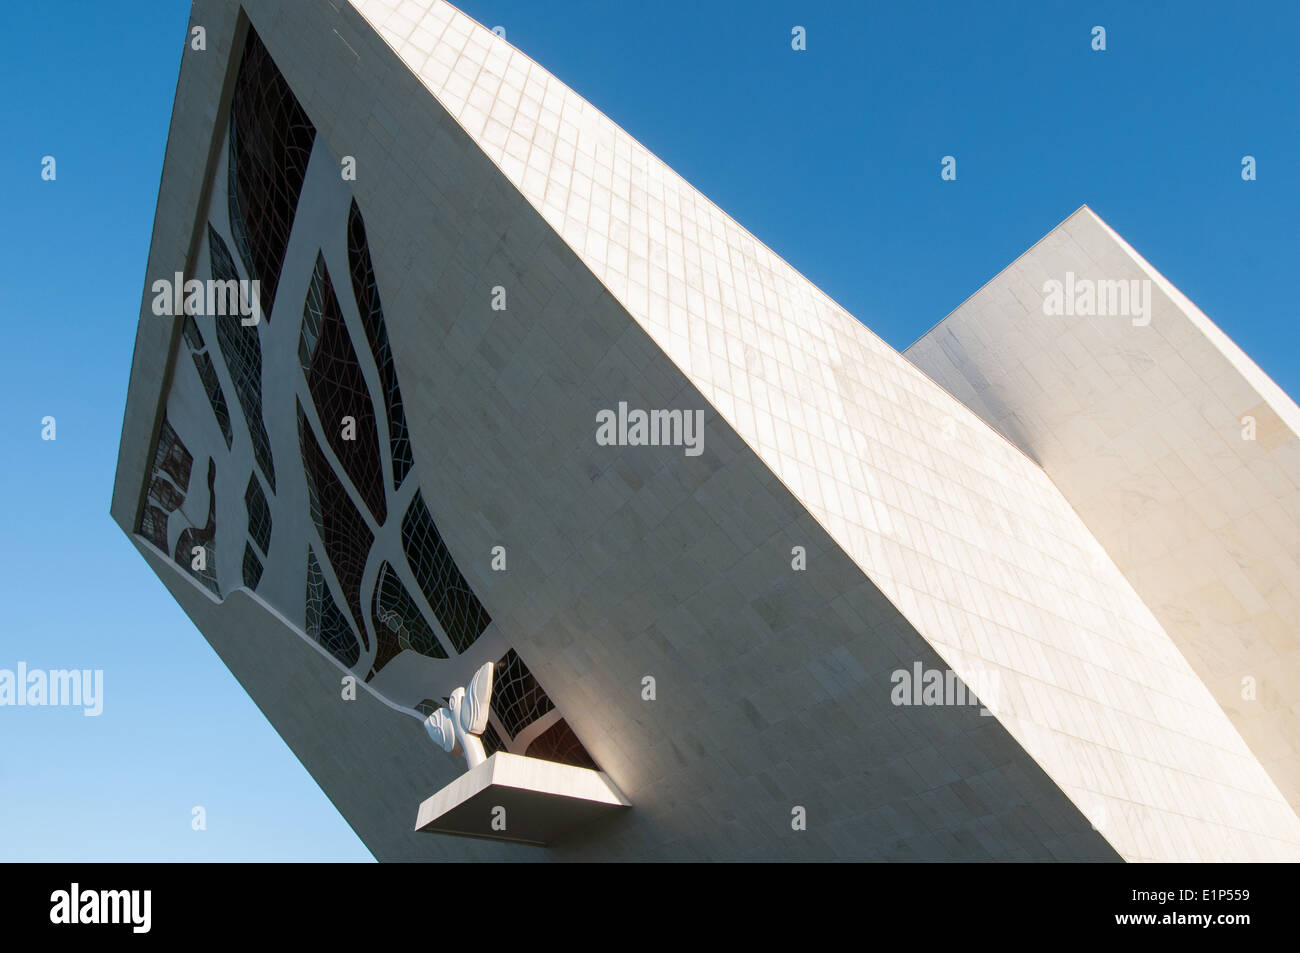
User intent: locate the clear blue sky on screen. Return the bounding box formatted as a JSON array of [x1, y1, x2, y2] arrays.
[[1, 1, 1295, 860]]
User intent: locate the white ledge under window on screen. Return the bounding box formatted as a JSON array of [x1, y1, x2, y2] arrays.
[[415, 752, 630, 846]]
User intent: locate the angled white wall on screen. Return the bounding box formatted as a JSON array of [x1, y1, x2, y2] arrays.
[[906, 206, 1300, 814], [345, 0, 1300, 860]]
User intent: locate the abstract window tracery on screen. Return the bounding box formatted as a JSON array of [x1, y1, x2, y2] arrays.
[[155, 418, 193, 489], [226, 25, 315, 321], [210, 224, 276, 492], [244, 474, 272, 555], [141, 45, 599, 765], [300, 253, 386, 524], [147, 475, 185, 515], [182, 314, 204, 351], [372, 560, 449, 677], [298, 402, 372, 649], [306, 548, 361, 668], [174, 457, 219, 595], [491, 648, 555, 741], [242, 542, 264, 590], [190, 351, 235, 449], [138, 418, 193, 552], [182, 316, 234, 450], [401, 490, 492, 654], [347, 200, 413, 489], [139, 504, 170, 553]]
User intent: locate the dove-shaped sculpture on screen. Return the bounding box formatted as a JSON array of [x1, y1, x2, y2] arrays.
[[423, 660, 495, 769]]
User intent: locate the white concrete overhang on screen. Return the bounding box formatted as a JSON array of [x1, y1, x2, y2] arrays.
[[415, 752, 630, 846]]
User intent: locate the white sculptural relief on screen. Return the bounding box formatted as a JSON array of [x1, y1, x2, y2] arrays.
[[424, 661, 495, 769]]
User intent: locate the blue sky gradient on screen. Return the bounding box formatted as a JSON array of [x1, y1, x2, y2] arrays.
[[1, 0, 1295, 860]]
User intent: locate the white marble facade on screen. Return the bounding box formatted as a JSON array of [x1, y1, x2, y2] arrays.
[[111, 0, 1300, 861], [907, 206, 1300, 820]]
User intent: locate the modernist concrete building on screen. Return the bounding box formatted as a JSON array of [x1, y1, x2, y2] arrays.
[[112, 0, 1300, 861]]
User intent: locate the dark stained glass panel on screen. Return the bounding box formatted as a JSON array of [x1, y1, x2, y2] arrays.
[[491, 648, 554, 741], [210, 224, 276, 492], [242, 542, 264, 590], [300, 253, 386, 525], [244, 473, 272, 555], [182, 315, 234, 450], [525, 718, 599, 770], [400, 490, 491, 654], [226, 25, 315, 321], [174, 457, 219, 595], [346, 200, 413, 490], [138, 418, 192, 553], [306, 548, 360, 668], [371, 560, 449, 679], [155, 419, 193, 490], [298, 402, 372, 650]]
